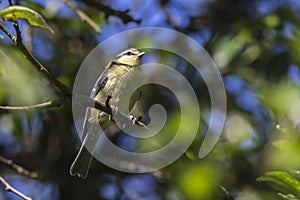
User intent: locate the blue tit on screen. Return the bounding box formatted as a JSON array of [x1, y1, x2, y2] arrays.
[[70, 48, 145, 178]]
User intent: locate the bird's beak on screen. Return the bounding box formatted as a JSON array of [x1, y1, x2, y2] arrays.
[[138, 51, 145, 57]]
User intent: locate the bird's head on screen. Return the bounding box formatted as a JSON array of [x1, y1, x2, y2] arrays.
[[114, 48, 145, 67]]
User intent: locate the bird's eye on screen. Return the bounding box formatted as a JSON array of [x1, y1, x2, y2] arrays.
[[126, 51, 133, 56]]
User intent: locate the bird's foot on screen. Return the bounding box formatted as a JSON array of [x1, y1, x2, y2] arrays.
[[110, 105, 119, 115], [128, 115, 148, 129], [100, 111, 106, 117], [129, 115, 139, 125], [109, 105, 119, 121]]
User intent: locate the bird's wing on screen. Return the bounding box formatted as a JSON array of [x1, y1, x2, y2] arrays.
[[90, 61, 114, 99], [80, 61, 114, 140], [129, 88, 143, 112]]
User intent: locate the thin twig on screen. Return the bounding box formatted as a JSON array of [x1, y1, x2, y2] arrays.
[[0, 97, 70, 114], [80, 0, 141, 24], [219, 184, 235, 200], [0, 93, 148, 128], [12, 22, 21, 42], [0, 156, 38, 179], [0, 176, 33, 200], [0, 23, 17, 42], [61, 0, 101, 33]]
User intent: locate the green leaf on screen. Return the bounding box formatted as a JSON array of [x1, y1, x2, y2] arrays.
[[0, 5, 53, 33], [257, 171, 300, 198]]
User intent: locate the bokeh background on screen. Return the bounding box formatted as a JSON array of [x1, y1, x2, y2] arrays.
[[1, 0, 300, 199]]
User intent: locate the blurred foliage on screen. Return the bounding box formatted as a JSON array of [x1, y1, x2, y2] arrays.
[[257, 171, 300, 199], [0, 47, 55, 106], [175, 163, 222, 199], [0, 0, 300, 200]]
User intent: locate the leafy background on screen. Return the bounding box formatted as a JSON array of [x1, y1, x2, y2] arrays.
[[0, 0, 300, 199]]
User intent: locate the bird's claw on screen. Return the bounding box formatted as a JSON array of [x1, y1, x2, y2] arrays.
[[110, 105, 119, 115], [100, 111, 106, 117], [129, 115, 138, 125]]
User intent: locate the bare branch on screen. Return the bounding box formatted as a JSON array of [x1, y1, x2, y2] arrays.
[[0, 156, 38, 179], [61, 0, 101, 33], [0, 94, 148, 128], [0, 176, 33, 200], [219, 184, 235, 200], [0, 23, 17, 43], [80, 0, 141, 24], [0, 97, 70, 114]]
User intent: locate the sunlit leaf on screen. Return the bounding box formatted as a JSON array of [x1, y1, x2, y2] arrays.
[[0, 5, 53, 33], [257, 171, 300, 198]]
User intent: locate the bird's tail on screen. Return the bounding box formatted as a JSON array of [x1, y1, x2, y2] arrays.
[[70, 142, 93, 179]]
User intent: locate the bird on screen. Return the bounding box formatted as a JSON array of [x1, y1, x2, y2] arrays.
[[70, 48, 145, 178]]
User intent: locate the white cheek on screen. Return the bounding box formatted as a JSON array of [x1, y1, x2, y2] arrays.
[[119, 55, 134, 63]]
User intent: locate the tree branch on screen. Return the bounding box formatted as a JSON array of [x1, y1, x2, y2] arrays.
[[0, 23, 17, 42], [61, 0, 101, 34], [0, 156, 38, 179], [74, 94, 148, 129], [0, 97, 70, 114], [80, 0, 141, 24], [0, 176, 33, 200], [0, 94, 148, 128]]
